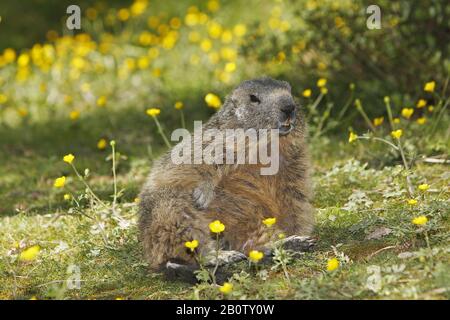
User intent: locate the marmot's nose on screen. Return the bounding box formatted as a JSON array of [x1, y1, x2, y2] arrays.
[[280, 103, 296, 116]]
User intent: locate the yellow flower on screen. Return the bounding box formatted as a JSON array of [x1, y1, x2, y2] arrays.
[[63, 154, 75, 164], [64, 194, 71, 201], [412, 215, 428, 226], [207, 0, 220, 12], [416, 117, 426, 125], [174, 101, 184, 110], [97, 96, 107, 107], [401, 108, 414, 119], [262, 217, 276, 227], [393, 118, 400, 124], [424, 81, 435, 92], [383, 96, 390, 104], [348, 132, 358, 143], [428, 106, 434, 112], [233, 24, 247, 37], [248, 250, 264, 263], [407, 199, 418, 205], [0, 94, 8, 104], [54, 176, 66, 188], [320, 87, 328, 95], [416, 99, 427, 108], [224, 62, 236, 73], [418, 184, 430, 192], [19, 245, 40, 261], [17, 53, 30, 67], [97, 138, 107, 150], [373, 117, 384, 127], [219, 282, 233, 294], [117, 8, 130, 21], [209, 220, 225, 233], [18, 108, 28, 117], [69, 110, 80, 121], [302, 89, 312, 98], [134, 197, 140, 203], [278, 233, 285, 239], [391, 129, 403, 139], [3, 48, 16, 63], [146, 108, 161, 117], [205, 93, 222, 109], [184, 239, 199, 252], [317, 78, 327, 87], [326, 258, 339, 271], [200, 39, 212, 52]]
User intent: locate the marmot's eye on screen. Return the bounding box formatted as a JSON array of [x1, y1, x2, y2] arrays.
[[249, 94, 261, 103]]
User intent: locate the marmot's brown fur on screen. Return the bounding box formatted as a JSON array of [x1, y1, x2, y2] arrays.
[[139, 78, 314, 270]]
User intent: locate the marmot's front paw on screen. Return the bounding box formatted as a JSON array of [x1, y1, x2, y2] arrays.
[[192, 184, 214, 210], [204, 250, 247, 267], [276, 235, 316, 253]]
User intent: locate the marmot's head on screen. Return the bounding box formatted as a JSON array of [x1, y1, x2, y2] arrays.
[[219, 77, 300, 135]]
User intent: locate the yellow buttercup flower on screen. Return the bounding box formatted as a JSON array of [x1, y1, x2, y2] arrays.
[[54, 176, 66, 188], [348, 132, 358, 143], [205, 93, 222, 109], [117, 8, 130, 21], [97, 138, 107, 150], [401, 108, 414, 119], [418, 184, 429, 192], [174, 101, 184, 110], [383, 96, 390, 104], [0, 94, 8, 104], [393, 118, 400, 124], [302, 89, 312, 98], [416, 117, 426, 125], [248, 250, 264, 263], [412, 215, 428, 226], [278, 233, 285, 239], [428, 106, 434, 112], [3, 48, 16, 63], [69, 110, 80, 121], [63, 154, 75, 164], [184, 239, 199, 252], [326, 258, 339, 271], [18, 108, 28, 117], [262, 217, 276, 227], [373, 117, 384, 127], [219, 282, 233, 294], [407, 199, 418, 206], [224, 62, 236, 73], [317, 78, 327, 87], [320, 87, 328, 95], [146, 108, 161, 117], [64, 194, 71, 201], [97, 96, 107, 107], [19, 245, 40, 261], [424, 81, 435, 92], [416, 99, 427, 108], [391, 129, 403, 139], [233, 24, 247, 37], [209, 220, 225, 233]]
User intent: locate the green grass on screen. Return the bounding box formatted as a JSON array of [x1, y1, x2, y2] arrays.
[[1, 114, 448, 299]]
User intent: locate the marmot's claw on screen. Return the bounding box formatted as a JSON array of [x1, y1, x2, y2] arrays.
[[204, 250, 247, 267], [276, 235, 315, 252], [192, 185, 214, 210]]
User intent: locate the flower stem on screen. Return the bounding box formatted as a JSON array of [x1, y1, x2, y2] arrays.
[[152, 117, 171, 148], [179, 110, 186, 129], [111, 142, 118, 213]]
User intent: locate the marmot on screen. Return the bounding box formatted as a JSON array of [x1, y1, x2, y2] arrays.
[[139, 77, 314, 274]]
